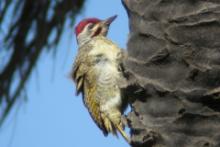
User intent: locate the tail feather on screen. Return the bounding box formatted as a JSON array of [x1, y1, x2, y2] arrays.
[[115, 123, 130, 143], [102, 112, 130, 143]]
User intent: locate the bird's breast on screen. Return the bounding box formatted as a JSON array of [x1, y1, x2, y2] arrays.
[[96, 65, 122, 112], [88, 37, 121, 62], [95, 62, 120, 84], [85, 37, 123, 110]]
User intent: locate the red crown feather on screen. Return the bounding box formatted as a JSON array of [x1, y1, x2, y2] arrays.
[[75, 18, 101, 36]]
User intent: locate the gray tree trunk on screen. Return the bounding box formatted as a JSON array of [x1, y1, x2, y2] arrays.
[[122, 0, 220, 147]]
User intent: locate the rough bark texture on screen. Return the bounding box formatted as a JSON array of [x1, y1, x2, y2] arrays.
[[122, 0, 220, 147]]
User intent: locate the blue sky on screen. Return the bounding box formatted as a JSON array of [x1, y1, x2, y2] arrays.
[[0, 1, 129, 147]]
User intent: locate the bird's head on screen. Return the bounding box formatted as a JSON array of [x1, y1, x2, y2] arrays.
[[75, 15, 117, 46]]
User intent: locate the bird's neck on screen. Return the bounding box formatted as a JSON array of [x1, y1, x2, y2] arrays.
[[77, 35, 92, 47], [77, 32, 107, 47]]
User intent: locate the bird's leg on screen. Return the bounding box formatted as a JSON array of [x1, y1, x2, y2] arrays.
[[120, 115, 129, 128], [121, 50, 147, 65]]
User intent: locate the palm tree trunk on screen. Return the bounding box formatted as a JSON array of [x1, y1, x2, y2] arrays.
[[123, 0, 220, 146]]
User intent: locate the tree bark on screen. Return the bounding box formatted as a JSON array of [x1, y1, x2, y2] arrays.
[[122, 0, 220, 146]]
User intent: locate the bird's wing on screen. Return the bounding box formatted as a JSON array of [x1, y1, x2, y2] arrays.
[[83, 74, 109, 136], [72, 45, 92, 95]]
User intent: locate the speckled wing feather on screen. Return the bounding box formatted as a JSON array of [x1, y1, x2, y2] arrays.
[[72, 44, 92, 95], [83, 76, 108, 136]]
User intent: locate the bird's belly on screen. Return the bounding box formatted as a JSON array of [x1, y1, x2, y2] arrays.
[[100, 91, 122, 113], [94, 63, 122, 112]]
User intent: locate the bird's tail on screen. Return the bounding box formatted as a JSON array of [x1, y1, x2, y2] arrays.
[[115, 123, 131, 143], [103, 112, 130, 143]]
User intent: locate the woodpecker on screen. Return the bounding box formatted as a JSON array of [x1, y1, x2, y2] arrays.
[[72, 15, 130, 143]]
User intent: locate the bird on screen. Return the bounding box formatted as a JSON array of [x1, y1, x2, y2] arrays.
[[71, 15, 130, 143]]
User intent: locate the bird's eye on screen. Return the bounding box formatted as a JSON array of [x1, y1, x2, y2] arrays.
[[88, 24, 94, 29]]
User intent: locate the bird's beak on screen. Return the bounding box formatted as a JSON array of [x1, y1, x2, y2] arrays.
[[91, 15, 117, 37], [102, 15, 117, 26]]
